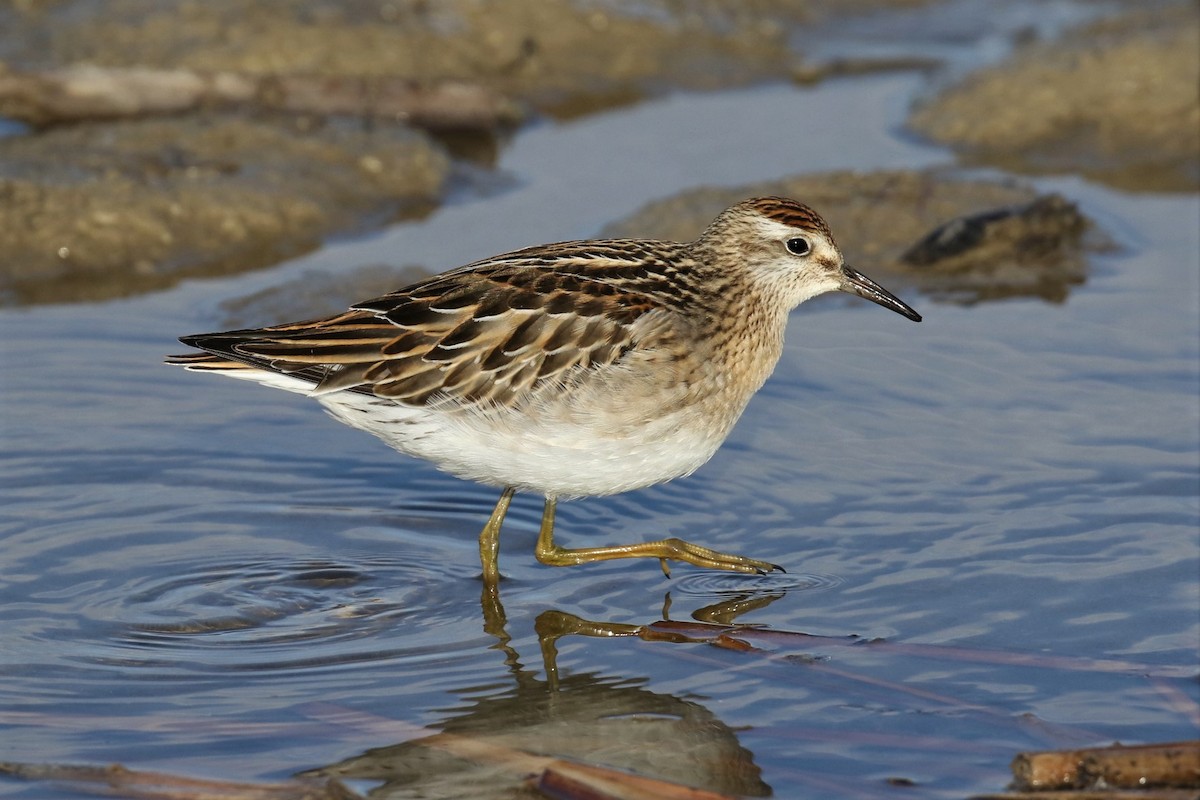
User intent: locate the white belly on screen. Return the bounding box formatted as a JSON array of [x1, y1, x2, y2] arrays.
[[318, 390, 731, 498], [199, 336, 769, 499]]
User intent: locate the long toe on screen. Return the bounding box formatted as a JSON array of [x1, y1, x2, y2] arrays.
[[659, 537, 779, 574]]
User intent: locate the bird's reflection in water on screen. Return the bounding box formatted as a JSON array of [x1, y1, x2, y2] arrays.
[[528, 589, 784, 692], [307, 583, 778, 798]]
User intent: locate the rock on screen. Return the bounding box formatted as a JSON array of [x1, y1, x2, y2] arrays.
[[907, 3, 1200, 192], [0, 117, 448, 306], [0, 0, 939, 116], [601, 170, 1100, 304]]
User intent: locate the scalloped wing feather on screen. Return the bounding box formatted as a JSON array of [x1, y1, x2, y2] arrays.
[[170, 243, 686, 409]]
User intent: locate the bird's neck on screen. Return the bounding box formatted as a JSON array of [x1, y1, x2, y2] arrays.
[[721, 292, 787, 386]]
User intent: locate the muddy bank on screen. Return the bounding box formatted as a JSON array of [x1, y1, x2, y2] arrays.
[[0, 0, 930, 116], [208, 168, 1097, 328], [908, 3, 1200, 192], [0, 0, 1166, 308], [0, 63, 522, 131], [0, 116, 448, 306], [0, 0, 939, 308], [602, 171, 1098, 304]]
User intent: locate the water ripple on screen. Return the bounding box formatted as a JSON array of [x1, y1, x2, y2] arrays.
[[673, 571, 843, 596], [58, 549, 485, 676]]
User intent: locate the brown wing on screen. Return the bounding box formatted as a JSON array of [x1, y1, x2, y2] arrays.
[[170, 243, 681, 407]]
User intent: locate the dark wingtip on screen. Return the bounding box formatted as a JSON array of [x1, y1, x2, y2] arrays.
[[175, 331, 250, 358], [166, 334, 207, 365]]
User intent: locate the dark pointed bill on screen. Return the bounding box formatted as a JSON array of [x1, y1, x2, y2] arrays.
[[840, 266, 922, 322]]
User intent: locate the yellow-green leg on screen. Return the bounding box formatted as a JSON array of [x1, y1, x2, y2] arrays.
[[533, 496, 782, 576], [478, 487, 515, 586]]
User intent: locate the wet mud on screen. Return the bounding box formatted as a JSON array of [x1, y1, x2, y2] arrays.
[[0, 0, 1190, 306]]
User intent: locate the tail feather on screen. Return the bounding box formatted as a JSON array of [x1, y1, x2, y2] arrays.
[[164, 352, 249, 371], [166, 348, 333, 395]]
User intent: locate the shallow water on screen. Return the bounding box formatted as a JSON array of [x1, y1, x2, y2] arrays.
[[2, 35, 1199, 800]]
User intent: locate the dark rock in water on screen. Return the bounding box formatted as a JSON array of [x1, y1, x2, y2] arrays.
[[603, 171, 1106, 306], [899, 194, 1092, 303]]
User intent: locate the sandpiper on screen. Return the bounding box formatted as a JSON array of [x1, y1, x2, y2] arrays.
[[168, 197, 921, 582]]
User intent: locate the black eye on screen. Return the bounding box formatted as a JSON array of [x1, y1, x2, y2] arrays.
[[785, 237, 811, 256]]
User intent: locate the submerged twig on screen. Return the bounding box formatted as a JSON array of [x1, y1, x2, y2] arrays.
[[971, 740, 1200, 799], [1010, 740, 1200, 792], [0, 761, 358, 800], [1, 750, 740, 800], [642, 620, 1194, 679]]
